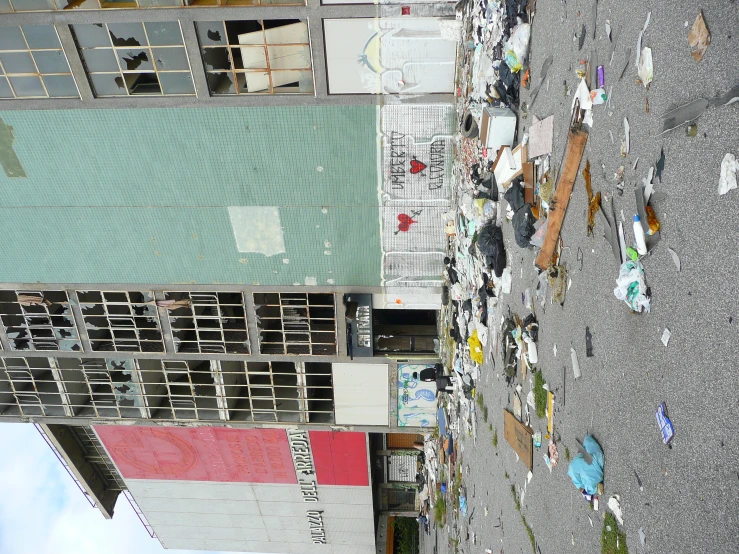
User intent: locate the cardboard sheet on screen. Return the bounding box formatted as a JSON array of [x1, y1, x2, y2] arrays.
[[528, 115, 554, 159], [503, 409, 534, 471]]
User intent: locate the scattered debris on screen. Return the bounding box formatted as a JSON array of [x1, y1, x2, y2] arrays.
[[656, 402, 676, 445], [688, 10, 711, 62], [661, 328, 671, 347], [634, 470, 644, 491], [635, 12, 652, 69], [719, 153, 738, 195], [607, 494, 624, 525], [567, 435, 604, 496], [667, 247, 681, 271], [614, 260, 651, 313], [585, 327, 594, 357], [638, 47, 653, 89], [571, 344, 581, 379], [621, 118, 630, 157], [639, 528, 647, 546]]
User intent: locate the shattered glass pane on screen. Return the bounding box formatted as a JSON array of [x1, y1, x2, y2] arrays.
[[90, 73, 127, 96], [207, 71, 235, 95], [202, 47, 231, 71], [116, 48, 153, 71], [196, 22, 227, 46], [144, 22, 184, 46], [107, 23, 146, 48], [153, 47, 189, 71]]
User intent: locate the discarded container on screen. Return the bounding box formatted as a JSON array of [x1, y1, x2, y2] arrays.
[[656, 402, 675, 445], [686, 123, 698, 136], [571, 346, 581, 379], [526, 338, 538, 365], [633, 215, 647, 255], [626, 247, 639, 262], [597, 65, 605, 88], [479, 107, 516, 154], [504, 23, 531, 73], [590, 88, 607, 104]]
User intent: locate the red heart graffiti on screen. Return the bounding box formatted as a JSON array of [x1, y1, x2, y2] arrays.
[[397, 213, 417, 232], [410, 158, 427, 174]]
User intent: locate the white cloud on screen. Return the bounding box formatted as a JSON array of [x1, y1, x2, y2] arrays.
[[0, 423, 241, 554]]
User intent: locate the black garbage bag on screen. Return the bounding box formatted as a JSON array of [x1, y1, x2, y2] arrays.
[[504, 182, 535, 248], [477, 222, 507, 277]]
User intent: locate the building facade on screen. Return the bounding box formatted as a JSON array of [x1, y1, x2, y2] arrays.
[[0, 2, 456, 552]]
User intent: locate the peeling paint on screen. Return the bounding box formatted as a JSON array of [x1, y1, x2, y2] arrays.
[[228, 206, 286, 257], [0, 118, 27, 178], [304, 276, 317, 286]]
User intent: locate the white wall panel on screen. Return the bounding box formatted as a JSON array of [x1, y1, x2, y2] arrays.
[[332, 363, 389, 425]]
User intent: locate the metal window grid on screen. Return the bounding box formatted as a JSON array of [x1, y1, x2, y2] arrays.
[[78, 290, 165, 353], [0, 290, 81, 351], [164, 291, 250, 354], [71, 22, 196, 97], [0, 356, 72, 417], [196, 20, 314, 95], [254, 292, 337, 355], [0, 25, 79, 99], [2, 0, 303, 11], [1, 356, 336, 424]]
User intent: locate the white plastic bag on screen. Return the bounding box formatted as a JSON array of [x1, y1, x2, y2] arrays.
[[719, 153, 737, 195], [504, 24, 531, 73], [613, 260, 651, 313]]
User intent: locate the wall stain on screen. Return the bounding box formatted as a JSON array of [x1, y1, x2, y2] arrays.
[[0, 118, 27, 178]]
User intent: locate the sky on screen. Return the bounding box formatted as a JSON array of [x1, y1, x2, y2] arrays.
[[0, 423, 235, 554]]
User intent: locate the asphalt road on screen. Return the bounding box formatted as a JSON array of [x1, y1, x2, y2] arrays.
[[423, 1, 739, 553]]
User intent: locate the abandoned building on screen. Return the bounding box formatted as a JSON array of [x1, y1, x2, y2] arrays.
[[0, 2, 457, 552]]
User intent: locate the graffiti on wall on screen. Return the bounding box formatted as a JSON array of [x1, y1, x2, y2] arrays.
[[380, 105, 454, 288], [397, 363, 437, 427]]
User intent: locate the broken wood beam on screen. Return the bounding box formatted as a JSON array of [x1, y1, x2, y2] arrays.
[[534, 129, 589, 270]]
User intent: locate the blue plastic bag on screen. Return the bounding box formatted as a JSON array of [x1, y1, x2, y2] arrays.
[[567, 435, 604, 495]]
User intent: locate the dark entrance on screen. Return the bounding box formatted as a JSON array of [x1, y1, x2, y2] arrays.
[[372, 309, 437, 354]]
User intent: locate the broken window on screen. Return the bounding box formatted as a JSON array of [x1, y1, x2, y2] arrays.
[[254, 293, 336, 355], [0, 290, 81, 351], [78, 290, 164, 353], [71, 22, 195, 97], [0, 25, 79, 99], [195, 20, 313, 95], [164, 291, 249, 354], [52, 357, 149, 419], [1, 0, 303, 11], [0, 357, 71, 417]]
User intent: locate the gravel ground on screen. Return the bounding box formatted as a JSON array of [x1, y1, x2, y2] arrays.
[[422, 1, 739, 553]]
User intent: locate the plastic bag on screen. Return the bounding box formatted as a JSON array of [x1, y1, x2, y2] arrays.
[[719, 153, 737, 195], [567, 435, 605, 495], [613, 259, 651, 313], [468, 330, 484, 365], [504, 23, 531, 73]]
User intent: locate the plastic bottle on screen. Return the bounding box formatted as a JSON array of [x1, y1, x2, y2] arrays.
[[633, 215, 647, 255]]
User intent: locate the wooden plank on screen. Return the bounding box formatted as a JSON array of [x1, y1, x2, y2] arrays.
[[523, 162, 535, 204], [535, 129, 588, 270], [503, 409, 534, 471]]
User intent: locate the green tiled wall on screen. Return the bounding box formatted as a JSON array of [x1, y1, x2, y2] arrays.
[[0, 107, 381, 286]]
